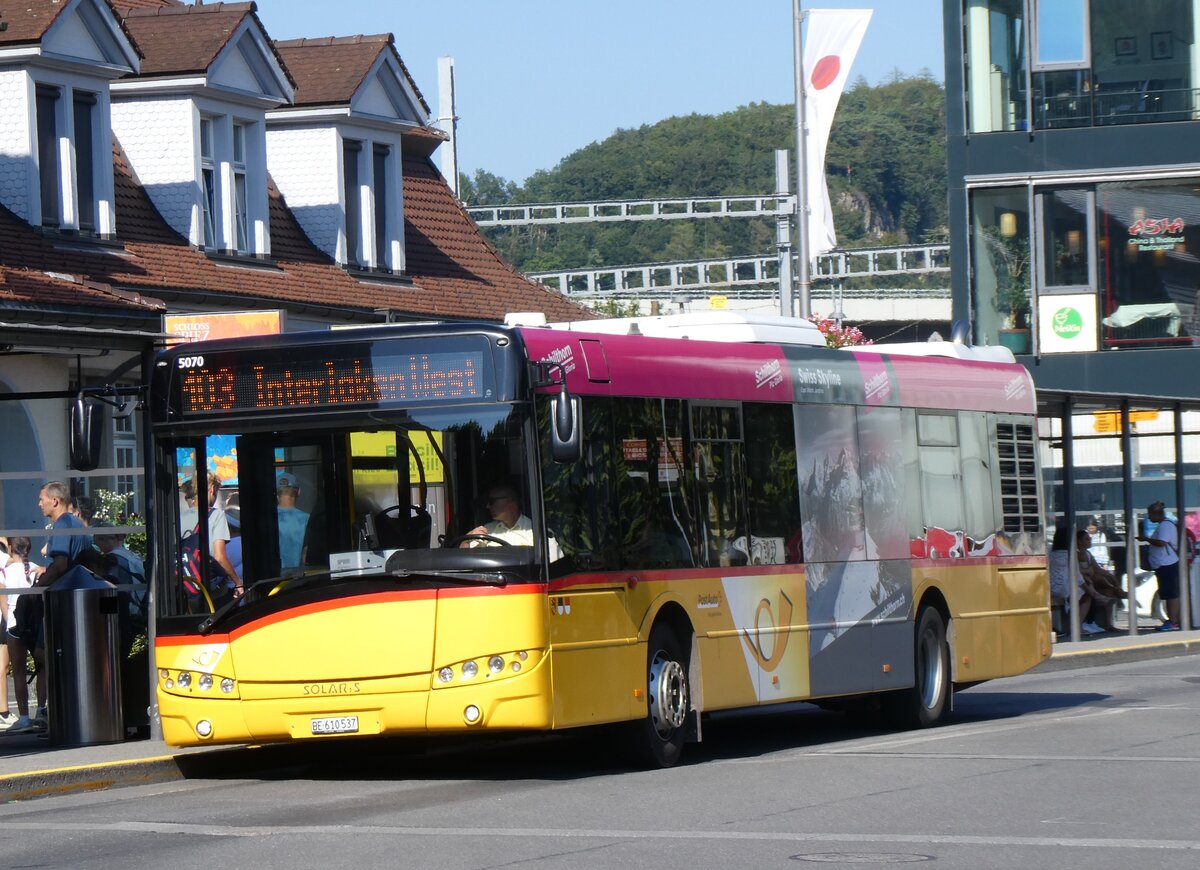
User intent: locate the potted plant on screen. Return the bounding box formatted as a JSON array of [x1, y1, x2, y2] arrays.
[[982, 228, 1032, 353]]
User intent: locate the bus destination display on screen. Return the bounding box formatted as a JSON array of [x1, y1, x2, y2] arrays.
[[177, 349, 487, 415]]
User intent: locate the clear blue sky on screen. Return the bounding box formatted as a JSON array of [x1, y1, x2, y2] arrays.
[[254, 1, 946, 184]]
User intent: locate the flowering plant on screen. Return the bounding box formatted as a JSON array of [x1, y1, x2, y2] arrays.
[[807, 315, 872, 348]]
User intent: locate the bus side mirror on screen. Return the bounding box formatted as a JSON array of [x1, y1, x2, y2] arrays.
[[550, 391, 581, 463], [69, 395, 105, 472]]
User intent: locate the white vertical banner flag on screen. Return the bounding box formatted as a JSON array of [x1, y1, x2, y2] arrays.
[[803, 9, 872, 257]]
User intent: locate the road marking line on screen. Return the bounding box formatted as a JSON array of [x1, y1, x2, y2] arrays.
[[1, 822, 1199, 851]]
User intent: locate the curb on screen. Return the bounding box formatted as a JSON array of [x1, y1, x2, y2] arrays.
[[0, 744, 258, 804], [1037, 636, 1200, 672], [0, 754, 186, 803]]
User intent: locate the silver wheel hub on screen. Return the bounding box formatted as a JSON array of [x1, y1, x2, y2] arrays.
[[917, 627, 945, 710], [648, 650, 688, 736]]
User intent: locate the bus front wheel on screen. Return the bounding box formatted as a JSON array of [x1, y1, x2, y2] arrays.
[[883, 605, 950, 729], [635, 623, 690, 768]]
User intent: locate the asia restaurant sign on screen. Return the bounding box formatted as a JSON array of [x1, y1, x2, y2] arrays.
[[1127, 216, 1185, 251]]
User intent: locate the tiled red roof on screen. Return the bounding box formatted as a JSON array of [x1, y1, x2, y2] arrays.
[[118, 2, 256, 76], [0, 264, 162, 313], [274, 35, 430, 115], [1, 135, 586, 324], [0, 0, 72, 46], [108, 0, 182, 12]]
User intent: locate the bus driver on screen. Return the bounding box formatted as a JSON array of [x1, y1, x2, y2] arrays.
[[463, 485, 532, 546]]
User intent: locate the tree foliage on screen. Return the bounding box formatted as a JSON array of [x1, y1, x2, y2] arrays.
[[463, 75, 948, 278]]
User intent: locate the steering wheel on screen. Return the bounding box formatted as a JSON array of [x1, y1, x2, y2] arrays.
[[443, 533, 512, 548]]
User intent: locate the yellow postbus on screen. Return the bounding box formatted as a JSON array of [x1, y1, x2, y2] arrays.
[[147, 313, 1049, 766]]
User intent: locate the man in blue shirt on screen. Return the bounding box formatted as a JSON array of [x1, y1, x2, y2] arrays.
[[276, 473, 309, 571], [36, 481, 90, 588], [27, 481, 90, 732]]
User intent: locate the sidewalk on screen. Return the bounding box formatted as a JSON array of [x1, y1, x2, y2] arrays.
[[3, 628, 1199, 803]]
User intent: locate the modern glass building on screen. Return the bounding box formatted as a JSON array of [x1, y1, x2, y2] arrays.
[[943, 0, 1200, 631]]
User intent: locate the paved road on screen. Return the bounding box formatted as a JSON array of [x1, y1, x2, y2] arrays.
[[2, 655, 1197, 869]]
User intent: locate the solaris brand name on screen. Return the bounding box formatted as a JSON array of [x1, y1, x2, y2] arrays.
[[1052, 307, 1084, 338]]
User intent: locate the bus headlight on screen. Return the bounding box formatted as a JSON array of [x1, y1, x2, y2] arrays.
[[432, 649, 542, 688], [198, 673, 214, 691]]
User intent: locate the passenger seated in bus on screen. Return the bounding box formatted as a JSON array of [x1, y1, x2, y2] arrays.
[[275, 473, 309, 570]]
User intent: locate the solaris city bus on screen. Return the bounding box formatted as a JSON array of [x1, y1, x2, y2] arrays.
[[139, 312, 1049, 766]]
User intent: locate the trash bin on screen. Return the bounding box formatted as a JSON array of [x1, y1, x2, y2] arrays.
[[43, 565, 125, 746]]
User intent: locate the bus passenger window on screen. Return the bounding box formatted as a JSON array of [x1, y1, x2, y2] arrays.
[[540, 397, 619, 573], [744, 403, 802, 565], [614, 398, 696, 570], [857, 406, 910, 561], [795, 405, 866, 563]]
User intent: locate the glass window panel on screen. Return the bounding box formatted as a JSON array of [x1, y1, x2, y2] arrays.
[[540, 396, 619, 574], [960, 412, 996, 541], [744, 404, 803, 565], [36, 86, 60, 227], [73, 93, 95, 230], [1035, 0, 1088, 65], [858, 406, 910, 560], [343, 139, 362, 266], [971, 188, 1032, 347], [1091, 0, 1196, 127], [1043, 189, 1090, 287], [373, 145, 389, 268], [612, 398, 696, 570], [1097, 180, 1200, 348], [796, 405, 866, 563], [965, 0, 1028, 132], [918, 413, 958, 447]]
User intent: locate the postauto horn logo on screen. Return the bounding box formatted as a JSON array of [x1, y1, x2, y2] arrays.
[[1052, 306, 1084, 339]]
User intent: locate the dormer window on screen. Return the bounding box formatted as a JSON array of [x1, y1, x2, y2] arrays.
[[34, 84, 102, 233], [233, 123, 250, 253], [340, 137, 399, 271], [196, 113, 264, 256], [200, 117, 218, 248]]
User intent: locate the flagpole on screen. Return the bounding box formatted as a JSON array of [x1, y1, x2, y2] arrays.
[[792, 0, 812, 319]]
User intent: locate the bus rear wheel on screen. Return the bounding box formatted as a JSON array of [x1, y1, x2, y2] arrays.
[[634, 624, 690, 768], [882, 605, 950, 729]]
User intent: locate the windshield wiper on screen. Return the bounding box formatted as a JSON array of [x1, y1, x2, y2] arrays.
[[389, 568, 511, 587]]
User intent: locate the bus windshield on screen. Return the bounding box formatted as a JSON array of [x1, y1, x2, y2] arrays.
[[158, 403, 545, 621]]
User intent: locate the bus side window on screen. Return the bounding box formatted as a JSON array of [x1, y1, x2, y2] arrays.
[[744, 403, 802, 565], [795, 405, 867, 563], [691, 403, 746, 568], [857, 406, 910, 561], [917, 413, 966, 556], [540, 396, 619, 573], [614, 397, 696, 570]]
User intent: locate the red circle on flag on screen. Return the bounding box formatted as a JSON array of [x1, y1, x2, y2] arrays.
[[812, 55, 841, 90]]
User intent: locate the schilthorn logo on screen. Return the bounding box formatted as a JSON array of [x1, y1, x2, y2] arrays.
[[1052, 307, 1084, 339]]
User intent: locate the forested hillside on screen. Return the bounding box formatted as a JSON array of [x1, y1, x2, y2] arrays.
[[460, 73, 948, 277]]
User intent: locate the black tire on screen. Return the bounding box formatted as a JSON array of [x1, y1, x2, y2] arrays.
[[882, 605, 950, 729], [634, 623, 691, 768]]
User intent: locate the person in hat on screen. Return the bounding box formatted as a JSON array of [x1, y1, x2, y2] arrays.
[[1137, 501, 1182, 631], [276, 472, 309, 571]]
